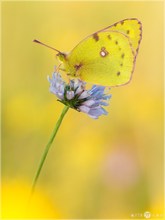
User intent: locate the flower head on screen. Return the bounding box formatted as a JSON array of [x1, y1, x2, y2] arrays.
[[48, 68, 111, 119]]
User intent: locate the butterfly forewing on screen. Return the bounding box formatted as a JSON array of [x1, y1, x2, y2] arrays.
[[101, 18, 142, 57]]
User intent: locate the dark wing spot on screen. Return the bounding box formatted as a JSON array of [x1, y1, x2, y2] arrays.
[[120, 21, 124, 25], [121, 53, 125, 59], [114, 23, 117, 27], [107, 35, 112, 40], [117, 71, 121, 76], [126, 30, 130, 34], [115, 41, 118, 45], [120, 63, 123, 66], [93, 33, 99, 41], [100, 47, 109, 57]]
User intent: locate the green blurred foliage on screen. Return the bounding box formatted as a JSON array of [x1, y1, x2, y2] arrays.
[[1, 1, 164, 218]]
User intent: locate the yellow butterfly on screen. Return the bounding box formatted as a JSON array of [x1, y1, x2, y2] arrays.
[[34, 18, 142, 87]]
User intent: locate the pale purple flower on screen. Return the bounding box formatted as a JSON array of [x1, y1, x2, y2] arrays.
[[48, 68, 111, 119]]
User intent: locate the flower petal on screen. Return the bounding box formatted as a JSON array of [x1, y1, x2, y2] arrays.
[[79, 105, 90, 114], [79, 91, 89, 99]]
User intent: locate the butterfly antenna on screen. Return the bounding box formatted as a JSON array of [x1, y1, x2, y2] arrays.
[[33, 39, 62, 54]]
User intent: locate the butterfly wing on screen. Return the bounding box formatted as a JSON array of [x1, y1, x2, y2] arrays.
[[64, 18, 142, 87]]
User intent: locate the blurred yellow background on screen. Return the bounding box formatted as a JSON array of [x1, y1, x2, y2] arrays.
[[1, 1, 164, 219]]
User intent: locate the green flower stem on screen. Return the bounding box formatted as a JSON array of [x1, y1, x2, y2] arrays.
[[31, 105, 69, 195]]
